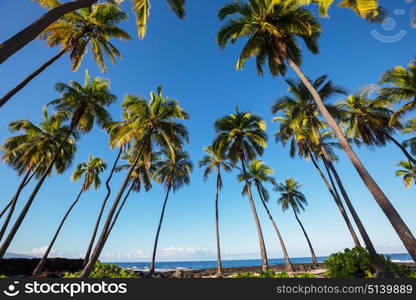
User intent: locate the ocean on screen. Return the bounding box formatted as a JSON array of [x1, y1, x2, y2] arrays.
[[113, 253, 413, 272]]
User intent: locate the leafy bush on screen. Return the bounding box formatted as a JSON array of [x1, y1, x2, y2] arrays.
[[63, 262, 137, 278], [0, 275, 7, 278], [232, 272, 257, 278], [324, 247, 412, 278], [293, 273, 316, 278]]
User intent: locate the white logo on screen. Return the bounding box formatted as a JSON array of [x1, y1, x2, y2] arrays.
[[3, 281, 20, 297]]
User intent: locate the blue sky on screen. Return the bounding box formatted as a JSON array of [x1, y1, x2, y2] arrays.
[[0, 0, 415, 262]]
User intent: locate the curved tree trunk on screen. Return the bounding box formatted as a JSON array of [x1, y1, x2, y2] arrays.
[[310, 154, 361, 247], [292, 207, 318, 264], [149, 183, 172, 274], [321, 156, 361, 248], [386, 134, 416, 165], [0, 0, 97, 65], [0, 171, 32, 242], [255, 183, 293, 272], [79, 147, 144, 278], [0, 50, 65, 108], [214, 171, 223, 276], [84, 148, 122, 265], [33, 189, 83, 277], [241, 158, 268, 271], [287, 57, 416, 261], [0, 171, 34, 220], [0, 119, 78, 259], [324, 158, 391, 277]]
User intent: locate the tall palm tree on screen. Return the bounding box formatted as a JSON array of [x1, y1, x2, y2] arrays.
[[0, 108, 76, 242], [379, 59, 416, 125], [239, 160, 294, 272], [396, 161, 416, 189], [218, 0, 416, 261], [0, 71, 115, 259], [149, 150, 193, 274], [0, 0, 186, 65], [79, 86, 189, 278], [213, 107, 269, 271], [338, 86, 416, 164], [0, 3, 130, 108], [272, 75, 362, 247], [198, 145, 233, 276], [276, 178, 318, 264], [402, 119, 416, 158], [32, 154, 106, 277]]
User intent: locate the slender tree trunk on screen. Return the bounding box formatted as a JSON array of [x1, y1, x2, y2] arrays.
[[324, 158, 391, 277], [0, 120, 78, 259], [0, 50, 65, 108], [33, 189, 83, 277], [0, 170, 35, 220], [287, 57, 416, 261], [214, 171, 223, 276], [84, 148, 122, 265], [310, 154, 361, 247], [0, 171, 32, 242], [0, 0, 97, 65], [321, 156, 361, 248], [149, 183, 172, 274], [105, 184, 134, 240], [255, 183, 293, 272], [387, 134, 416, 165], [241, 158, 268, 271], [292, 207, 318, 264], [79, 147, 144, 278]]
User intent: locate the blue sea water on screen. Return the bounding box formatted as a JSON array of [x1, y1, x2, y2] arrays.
[[113, 253, 413, 272]]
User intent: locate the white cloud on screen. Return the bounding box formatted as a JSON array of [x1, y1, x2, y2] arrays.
[[159, 246, 212, 258], [100, 249, 150, 261], [29, 245, 65, 257]]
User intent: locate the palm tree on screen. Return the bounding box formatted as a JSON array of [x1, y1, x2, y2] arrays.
[[213, 107, 269, 271], [218, 0, 416, 261], [32, 154, 106, 277], [276, 178, 318, 264], [79, 86, 189, 278], [402, 119, 416, 157], [379, 59, 416, 125], [198, 145, 233, 276], [271, 75, 362, 247], [338, 86, 416, 164], [396, 161, 416, 189], [0, 3, 130, 108], [0, 108, 77, 243], [0, 0, 186, 65], [0, 71, 115, 259], [149, 150, 193, 274], [239, 160, 294, 272]]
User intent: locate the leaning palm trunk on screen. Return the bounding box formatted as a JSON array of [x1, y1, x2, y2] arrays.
[[241, 158, 268, 271], [33, 189, 83, 277], [321, 153, 391, 276], [149, 182, 172, 274], [0, 171, 32, 242], [84, 148, 122, 265], [292, 206, 318, 264], [309, 154, 361, 247], [214, 172, 223, 276], [287, 57, 416, 261], [105, 184, 134, 241], [255, 183, 293, 272], [0, 0, 98, 65], [386, 134, 416, 165], [0, 50, 65, 108], [0, 119, 78, 259], [79, 147, 144, 278]]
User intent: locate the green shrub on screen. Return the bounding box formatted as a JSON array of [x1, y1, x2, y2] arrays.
[[293, 273, 316, 278], [63, 262, 138, 278], [232, 272, 257, 278], [0, 275, 8, 278], [324, 247, 412, 278]]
